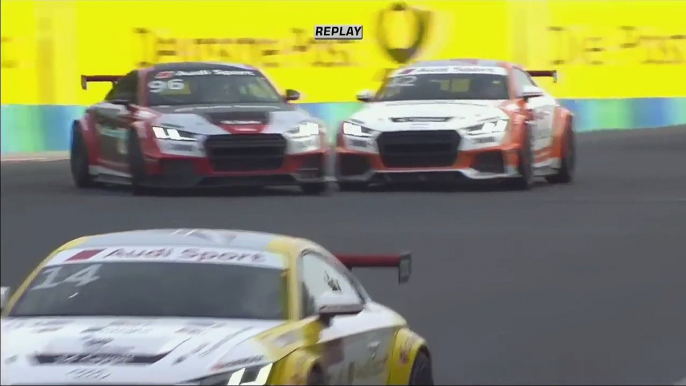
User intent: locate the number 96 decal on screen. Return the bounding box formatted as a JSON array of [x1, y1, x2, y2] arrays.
[[67, 368, 110, 380]]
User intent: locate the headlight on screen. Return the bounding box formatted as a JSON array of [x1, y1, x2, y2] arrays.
[[196, 363, 273, 385], [152, 126, 197, 141], [342, 122, 373, 137], [464, 120, 509, 136], [288, 122, 320, 138]]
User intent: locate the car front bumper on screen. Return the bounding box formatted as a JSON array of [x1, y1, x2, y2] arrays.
[[140, 151, 327, 189]]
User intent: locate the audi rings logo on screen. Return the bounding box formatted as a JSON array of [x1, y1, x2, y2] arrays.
[[376, 2, 433, 66]]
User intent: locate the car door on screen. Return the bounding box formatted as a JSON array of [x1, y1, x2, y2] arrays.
[[514, 68, 555, 160], [299, 251, 395, 385], [91, 71, 139, 170]]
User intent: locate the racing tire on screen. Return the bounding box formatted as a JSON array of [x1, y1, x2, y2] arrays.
[[408, 351, 434, 385], [306, 368, 326, 386], [505, 128, 534, 191], [126, 130, 152, 196], [300, 182, 328, 196], [337, 181, 368, 192], [545, 127, 575, 184], [70, 124, 94, 189]]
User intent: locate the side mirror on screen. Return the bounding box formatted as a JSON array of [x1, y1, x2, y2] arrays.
[[356, 90, 374, 103], [0, 287, 10, 311], [284, 89, 301, 102], [316, 292, 363, 327], [519, 85, 545, 102]]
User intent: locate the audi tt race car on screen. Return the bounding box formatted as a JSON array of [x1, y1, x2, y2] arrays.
[[335, 59, 576, 190], [1, 229, 432, 385], [72, 62, 328, 195]]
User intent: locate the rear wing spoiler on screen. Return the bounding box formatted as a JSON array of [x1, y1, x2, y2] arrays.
[[81, 75, 123, 90], [527, 70, 558, 83], [335, 252, 412, 283]]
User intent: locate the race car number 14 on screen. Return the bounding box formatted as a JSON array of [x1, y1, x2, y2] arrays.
[[30, 265, 102, 291]]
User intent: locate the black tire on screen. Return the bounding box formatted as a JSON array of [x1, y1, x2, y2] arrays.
[[126, 131, 151, 196], [70, 124, 94, 188], [337, 181, 368, 192], [306, 367, 326, 386], [545, 127, 575, 184], [506, 128, 534, 191], [409, 351, 434, 385], [301, 182, 328, 196]]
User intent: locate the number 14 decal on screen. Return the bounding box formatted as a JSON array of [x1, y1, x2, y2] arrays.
[[31, 265, 102, 290]]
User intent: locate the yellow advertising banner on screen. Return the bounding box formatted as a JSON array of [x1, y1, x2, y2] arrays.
[[1, 0, 685, 106], [512, 0, 686, 98]]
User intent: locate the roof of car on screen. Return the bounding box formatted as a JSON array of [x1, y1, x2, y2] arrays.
[[149, 61, 258, 72], [410, 59, 508, 68], [73, 229, 283, 251]]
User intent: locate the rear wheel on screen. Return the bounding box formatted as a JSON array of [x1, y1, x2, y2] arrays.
[[70, 124, 94, 188], [546, 127, 575, 184], [505, 128, 534, 191], [409, 351, 434, 385], [300, 182, 328, 196], [126, 131, 151, 196], [337, 181, 368, 192]]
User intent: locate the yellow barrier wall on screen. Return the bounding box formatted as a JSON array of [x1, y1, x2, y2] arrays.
[[1, 0, 685, 153]]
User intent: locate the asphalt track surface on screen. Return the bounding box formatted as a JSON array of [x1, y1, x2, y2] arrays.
[[2, 126, 686, 385]]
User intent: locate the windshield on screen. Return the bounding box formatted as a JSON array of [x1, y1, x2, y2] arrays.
[[376, 72, 509, 101], [147, 68, 283, 106], [9, 262, 286, 320]]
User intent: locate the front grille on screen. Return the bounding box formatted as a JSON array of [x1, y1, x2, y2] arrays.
[[205, 134, 286, 172], [338, 154, 371, 176], [377, 131, 461, 168]]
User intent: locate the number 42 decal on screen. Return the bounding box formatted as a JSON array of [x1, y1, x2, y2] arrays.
[[31, 265, 102, 290]]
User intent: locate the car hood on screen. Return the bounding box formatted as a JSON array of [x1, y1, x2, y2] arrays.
[[348, 100, 510, 132], [147, 103, 320, 135], [1, 317, 286, 384]]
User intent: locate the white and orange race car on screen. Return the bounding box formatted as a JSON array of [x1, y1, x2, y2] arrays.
[[335, 59, 575, 190]]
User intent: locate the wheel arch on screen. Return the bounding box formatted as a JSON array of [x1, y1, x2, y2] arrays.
[[387, 327, 431, 384]]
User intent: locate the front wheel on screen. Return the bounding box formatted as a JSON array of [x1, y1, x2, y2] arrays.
[[546, 128, 575, 184], [70, 125, 94, 188], [409, 351, 434, 385], [126, 131, 152, 196], [505, 129, 534, 191]]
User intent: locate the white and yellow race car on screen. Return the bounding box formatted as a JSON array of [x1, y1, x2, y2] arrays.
[[0, 229, 431, 385]]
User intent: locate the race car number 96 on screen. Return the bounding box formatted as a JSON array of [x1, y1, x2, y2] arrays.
[[148, 79, 187, 93]]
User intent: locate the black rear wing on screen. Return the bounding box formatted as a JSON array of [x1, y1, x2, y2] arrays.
[[81, 75, 123, 90], [527, 70, 558, 83], [335, 252, 412, 283]]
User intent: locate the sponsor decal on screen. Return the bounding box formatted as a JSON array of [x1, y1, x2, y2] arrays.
[[221, 120, 263, 125], [155, 71, 175, 79], [391, 117, 451, 123], [272, 330, 301, 348], [198, 328, 251, 357], [212, 355, 264, 371], [392, 66, 507, 76], [81, 325, 153, 335], [102, 247, 267, 264], [67, 368, 111, 381], [173, 342, 210, 365], [398, 336, 418, 365]]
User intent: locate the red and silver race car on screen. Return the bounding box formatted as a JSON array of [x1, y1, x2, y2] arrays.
[[335, 59, 575, 190], [71, 62, 329, 195]]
